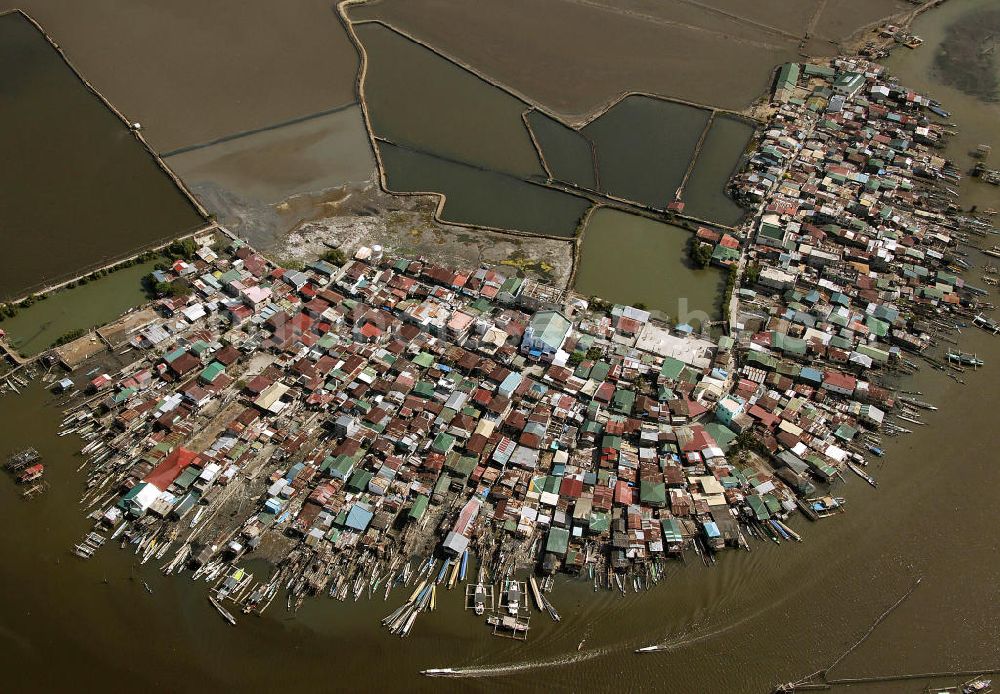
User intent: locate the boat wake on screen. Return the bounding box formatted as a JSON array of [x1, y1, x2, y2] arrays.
[[421, 648, 612, 678], [633, 595, 798, 654]]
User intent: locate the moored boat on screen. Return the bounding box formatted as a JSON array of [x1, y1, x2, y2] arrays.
[[17, 463, 44, 483], [208, 596, 236, 625]]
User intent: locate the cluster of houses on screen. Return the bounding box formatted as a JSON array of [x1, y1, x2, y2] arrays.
[[80, 223, 825, 587], [690, 57, 994, 493], [73, 58, 993, 595]]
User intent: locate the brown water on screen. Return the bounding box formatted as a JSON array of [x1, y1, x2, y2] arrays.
[[166, 105, 377, 248], [524, 110, 598, 189], [2, 2, 1000, 693], [355, 19, 751, 234], [377, 142, 591, 238], [3, 0, 361, 153], [583, 96, 711, 211], [682, 116, 756, 226], [0, 11, 205, 301], [350, 0, 799, 115], [355, 22, 544, 180]]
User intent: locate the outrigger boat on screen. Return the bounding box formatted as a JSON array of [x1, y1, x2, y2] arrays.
[[540, 593, 561, 622], [209, 596, 236, 625], [473, 582, 486, 615], [973, 314, 1000, 334], [947, 350, 984, 367], [17, 463, 44, 484]]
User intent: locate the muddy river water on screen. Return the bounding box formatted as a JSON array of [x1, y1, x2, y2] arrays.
[[0, 1, 999, 692]]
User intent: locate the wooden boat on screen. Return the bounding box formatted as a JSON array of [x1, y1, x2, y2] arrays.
[[473, 582, 486, 615], [973, 314, 1000, 334], [486, 614, 529, 634], [528, 575, 544, 611], [421, 668, 458, 676], [503, 579, 521, 616], [540, 593, 561, 622], [209, 596, 236, 625], [847, 461, 878, 488], [17, 463, 44, 483], [947, 351, 984, 367]]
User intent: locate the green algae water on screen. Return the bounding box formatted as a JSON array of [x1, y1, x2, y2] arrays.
[[0, 259, 159, 356], [574, 208, 723, 322]]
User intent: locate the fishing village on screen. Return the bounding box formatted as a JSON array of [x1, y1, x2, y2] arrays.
[[0, 24, 997, 685]]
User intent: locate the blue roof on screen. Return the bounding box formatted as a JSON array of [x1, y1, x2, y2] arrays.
[[800, 366, 823, 383], [345, 503, 373, 532], [703, 521, 721, 538]]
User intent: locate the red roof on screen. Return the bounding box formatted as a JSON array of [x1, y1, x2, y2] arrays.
[[614, 480, 634, 505], [144, 447, 199, 490], [560, 477, 584, 499]]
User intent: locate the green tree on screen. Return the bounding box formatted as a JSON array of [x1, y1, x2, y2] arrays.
[[52, 328, 86, 347], [688, 237, 712, 269], [321, 248, 347, 266], [164, 238, 198, 261], [155, 281, 191, 298]]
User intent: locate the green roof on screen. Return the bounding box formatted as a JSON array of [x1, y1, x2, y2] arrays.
[[640, 480, 666, 506], [163, 347, 186, 363], [747, 495, 770, 521], [589, 511, 610, 534], [661, 518, 684, 543], [174, 466, 201, 490], [776, 62, 800, 89], [413, 351, 434, 368], [346, 469, 373, 493], [611, 389, 635, 415], [408, 495, 429, 521], [527, 310, 572, 352], [431, 432, 456, 454], [589, 361, 611, 382], [546, 526, 570, 556], [659, 356, 685, 381], [199, 361, 225, 383], [412, 381, 435, 399], [446, 454, 477, 479], [803, 63, 835, 78]]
